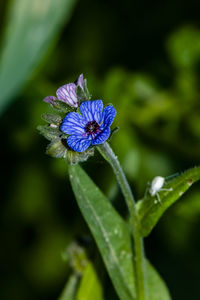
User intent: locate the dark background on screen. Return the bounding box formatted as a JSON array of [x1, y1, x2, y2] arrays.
[[1, 0, 200, 299]]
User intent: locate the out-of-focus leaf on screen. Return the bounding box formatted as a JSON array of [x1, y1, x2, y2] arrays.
[[68, 164, 136, 300], [23, 227, 72, 287], [58, 274, 78, 300], [128, 73, 159, 100], [175, 190, 200, 220], [167, 26, 200, 69], [137, 166, 200, 237], [76, 262, 103, 300], [147, 262, 171, 300], [0, 0, 77, 114]]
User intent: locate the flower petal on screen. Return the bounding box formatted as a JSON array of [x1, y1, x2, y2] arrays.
[[56, 83, 78, 107], [80, 100, 103, 123], [76, 74, 84, 90], [91, 127, 111, 145], [67, 135, 91, 152], [60, 112, 87, 135], [101, 105, 116, 128], [43, 96, 57, 105]]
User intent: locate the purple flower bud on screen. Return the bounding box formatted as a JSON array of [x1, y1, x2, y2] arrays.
[[56, 83, 78, 107], [43, 96, 57, 105], [43, 74, 85, 108]]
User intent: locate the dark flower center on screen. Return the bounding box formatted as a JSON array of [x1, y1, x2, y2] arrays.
[[85, 121, 101, 138]]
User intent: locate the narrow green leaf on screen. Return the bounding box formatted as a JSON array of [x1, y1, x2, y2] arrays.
[[146, 261, 171, 300], [0, 0, 77, 114], [137, 166, 200, 237], [58, 274, 79, 300], [68, 164, 136, 300], [76, 262, 103, 300]]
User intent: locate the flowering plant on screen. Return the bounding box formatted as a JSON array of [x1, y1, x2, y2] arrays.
[[38, 75, 200, 300], [38, 74, 117, 163]]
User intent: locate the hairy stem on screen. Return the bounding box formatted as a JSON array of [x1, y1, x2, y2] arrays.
[[97, 142, 148, 300]]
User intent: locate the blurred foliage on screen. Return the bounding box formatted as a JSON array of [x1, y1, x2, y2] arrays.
[[0, 0, 77, 114], [1, 0, 200, 299], [76, 262, 103, 300]]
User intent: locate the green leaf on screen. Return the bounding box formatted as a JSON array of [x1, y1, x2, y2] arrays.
[[76, 262, 103, 300], [68, 164, 136, 300], [0, 0, 77, 114], [58, 274, 79, 300], [167, 26, 200, 69], [69, 164, 171, 300], [146, 261, 171, 300], [137, 166, 200, 237]]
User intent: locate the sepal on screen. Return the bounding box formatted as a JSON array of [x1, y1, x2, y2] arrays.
[[76, 78, 91, 104], [65, 147, 94, 165], [37, 125, 61, 141], [84, 78, 91, 99], [41, 113, 62, 124], [45, 137, 94, 163], [76, 85, 87, 102], [46, 139, 67, 158], [52, 100, 75, 113]]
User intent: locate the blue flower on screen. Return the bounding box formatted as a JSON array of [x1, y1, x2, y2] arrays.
[[60, 100, 116, 152]]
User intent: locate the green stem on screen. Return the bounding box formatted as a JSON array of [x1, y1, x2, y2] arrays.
[[97, 142, 148, 300]]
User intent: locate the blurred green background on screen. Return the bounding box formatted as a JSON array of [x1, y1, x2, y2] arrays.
[[1, 0, 200, 299]]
